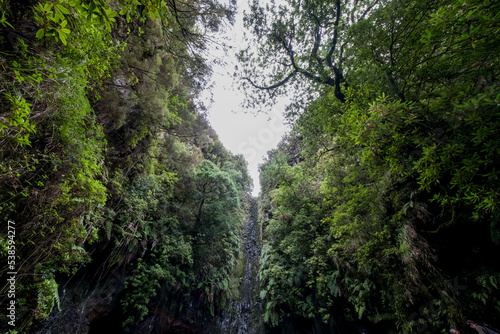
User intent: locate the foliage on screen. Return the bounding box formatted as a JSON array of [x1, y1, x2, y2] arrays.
[[238, 0, 380, 109], [35, 272, 61, 320], [1, 0, 499, 332], [118, 158, 248, 327], [0, 92, 36, 147], [253, 0, 500, 332], [0, 0, 241, 331], [122, 237, 194, 327]]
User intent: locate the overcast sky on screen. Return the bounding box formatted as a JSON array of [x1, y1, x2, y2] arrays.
[[202, 0, 290, 197]]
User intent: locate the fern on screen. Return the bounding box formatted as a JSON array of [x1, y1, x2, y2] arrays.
[[36, 275, 61, 320]]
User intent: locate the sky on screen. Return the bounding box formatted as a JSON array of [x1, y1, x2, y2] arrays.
[[202, 0, 290, 197]]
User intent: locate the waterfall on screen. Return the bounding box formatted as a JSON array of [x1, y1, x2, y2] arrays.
[[220, 198, 264, 334]]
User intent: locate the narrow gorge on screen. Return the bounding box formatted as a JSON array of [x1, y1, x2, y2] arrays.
[[1, 0, 499, 333]]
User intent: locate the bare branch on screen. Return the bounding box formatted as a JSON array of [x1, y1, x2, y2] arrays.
[[242, 71, 297, 90], [307, 3, 324, 67], [359, 0, 380, 21]]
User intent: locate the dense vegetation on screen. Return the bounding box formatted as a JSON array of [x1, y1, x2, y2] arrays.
[[1, 0, 499, 333], [0, 0, 252, 332], [244, 0, 500, 332]]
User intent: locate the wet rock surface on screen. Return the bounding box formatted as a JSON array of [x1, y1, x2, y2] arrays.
[[220, 198, 264, 334]]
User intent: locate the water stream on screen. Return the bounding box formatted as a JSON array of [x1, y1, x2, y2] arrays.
[[220, 198, 264, 334]]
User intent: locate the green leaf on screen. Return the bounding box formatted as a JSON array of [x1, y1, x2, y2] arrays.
[[36, 29, 45, 39], [149, 8, 157, 20], [0, 12, 14, 29], [358, 305, 366, 318], [55, 4, 70, 14], [58, 30, 67, 45]]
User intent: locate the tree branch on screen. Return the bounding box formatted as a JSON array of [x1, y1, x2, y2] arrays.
[[326, 0, 342, 69], [359, 0, 379, 21], [242, 70, 297, 90], [307, 5, 324, 67]]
